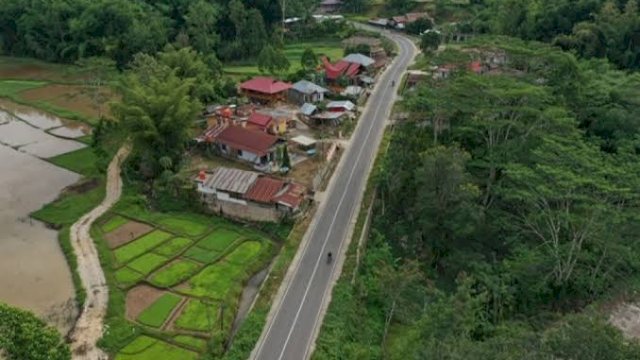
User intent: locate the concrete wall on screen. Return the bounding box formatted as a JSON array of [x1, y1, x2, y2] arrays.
[[209, 198, 282, 222]]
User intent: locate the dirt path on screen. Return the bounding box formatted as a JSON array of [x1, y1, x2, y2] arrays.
[[68, 144, 130, 359]]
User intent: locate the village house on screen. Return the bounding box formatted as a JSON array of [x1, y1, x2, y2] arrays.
[[196, 167, 309, 222], [342, 36, 388, 67], [289, 80, 329, 105], [212, 125, 281, 170], [317, 0, 342, 13], [391, 12, 432, 30], [405, 70, 430, 89], [327, 100, 356, 112], [322, 53, 376, 87], [246, 112, 277, 134], [239, 76, 292, 103]]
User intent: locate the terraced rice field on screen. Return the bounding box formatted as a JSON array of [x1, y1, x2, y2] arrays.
[[96, 206, 276, 358]]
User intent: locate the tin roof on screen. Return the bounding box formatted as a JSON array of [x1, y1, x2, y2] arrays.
[[342, 53, 375, 67], [244, 177, 285, 203], [292, 80, 328, 95], [203, 167, 258, 194]]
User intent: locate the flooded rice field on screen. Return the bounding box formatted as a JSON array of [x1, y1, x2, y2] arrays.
[[0, 101, 90, 333]]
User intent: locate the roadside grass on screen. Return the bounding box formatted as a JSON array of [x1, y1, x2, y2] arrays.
[[174, 299, 217, 332], [31, 182, 105, 227], [224, 241, 263, 265], [127, 253, 169, 276], [115, 336, 198, 360], [47, 147, 99, 177], [173, 335, 207, 351], [154, 237, 193, 257], [102, 215, 129, 233], [196, 229, 241, 251], [113, 230, 172, 264], [184, 246, 221, 264], [136, 293, 182, 328], [149, 259, 202, 288]]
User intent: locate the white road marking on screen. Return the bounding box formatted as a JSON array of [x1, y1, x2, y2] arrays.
[[275, 36, 413, 360]]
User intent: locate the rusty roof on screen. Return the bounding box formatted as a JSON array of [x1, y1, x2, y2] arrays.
[[244, 176, 285, 203]]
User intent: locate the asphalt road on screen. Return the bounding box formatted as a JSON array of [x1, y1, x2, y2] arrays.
[[252, 32, 417, 360]]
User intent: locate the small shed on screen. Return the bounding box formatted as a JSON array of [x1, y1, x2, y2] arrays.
[[289, 80, 329, 105], [291, 135, 318, 155], [327, 100, 356, 112]]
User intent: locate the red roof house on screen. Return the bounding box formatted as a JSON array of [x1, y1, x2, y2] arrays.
[[214, 125, 279, 166], [244, 177, 286, 204], [239, 77, 292, 103], [322, 57, 362, 82], [247, 112, 275, 133], [469, 61, 484, 74]]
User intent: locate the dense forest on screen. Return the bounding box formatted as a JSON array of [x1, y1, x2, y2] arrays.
[[315, 1, 640, 359], [0, 0, 319, 66]]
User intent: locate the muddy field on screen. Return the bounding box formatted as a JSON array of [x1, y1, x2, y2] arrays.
[[0, 144, 79, 334], [20, 84, 113, 120], [104, 221, 154, 249], [125, 285, 164, 320], [0, 102, 94, 334]]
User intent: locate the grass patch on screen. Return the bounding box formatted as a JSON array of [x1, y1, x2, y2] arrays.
[[47, 147, 98, 177], [184, 246, 220, 264], [149, 259, 202, 288], [154, 237, 193, 257], [115, 267, 144, 288], [31, 182, 105, 227], [196, 229, 241, 252], [0, 79, 46, 97], [116, 336, 198, 360], [127, 253, 169, 276], [224, 241, 263, 265], [113, 230, 172, 264], [175, 299, 218, 332], [136, 293, 182, 328], [102, 215, 129, 233], [173, 335, 207, 351], [223, 41, 343, 76], [115, 203, 212, 237], [184, 261, 245, 299]]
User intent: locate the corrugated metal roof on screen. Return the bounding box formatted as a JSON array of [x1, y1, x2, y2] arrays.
[[203, 167, 258, 194], [292, 80, 328, 95], [244, 176, 285, 203], [343, 53, 375, 67], [300, 103, 317, 116]]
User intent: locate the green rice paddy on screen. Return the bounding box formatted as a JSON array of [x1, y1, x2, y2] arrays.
[[136, 293, 182, 328]]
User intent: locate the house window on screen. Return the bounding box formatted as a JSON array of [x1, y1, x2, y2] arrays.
[[221, 144, 227, 151], [237, 149, 243, 156]]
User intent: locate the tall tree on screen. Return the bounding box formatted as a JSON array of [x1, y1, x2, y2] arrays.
[[185, 0, 220, 54], [112, 63, 200, 179]]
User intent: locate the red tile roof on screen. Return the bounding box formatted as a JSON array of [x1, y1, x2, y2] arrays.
[[244, 177, 285, 203], [239, 77, 292, 94], [322, 57, 361, 80], [215, 125, 278, 156], [469, 61, 483, 74], [248, 112, 273, 128]]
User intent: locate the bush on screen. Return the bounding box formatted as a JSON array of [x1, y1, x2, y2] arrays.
[[0, 303, 70, 360]]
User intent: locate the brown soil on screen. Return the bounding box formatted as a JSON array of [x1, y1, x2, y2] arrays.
[[288, 157, 323, 189], [103, 221, 154, 249], [66, 178, 100, 195], [20, 84, 114, 119], [161, 297, 189, 331], [125, 285, 164, 321], [0, 64, 69, 82]]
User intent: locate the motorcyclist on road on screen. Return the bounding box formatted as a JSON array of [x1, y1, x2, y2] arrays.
[[391, 80, 396, 87], [327, 252, 333, 263]]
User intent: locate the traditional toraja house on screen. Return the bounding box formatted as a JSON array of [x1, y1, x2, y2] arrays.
[[322, 56, 362, 84], [196, 167, 309, 222], [239, 76, 292, 103]]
